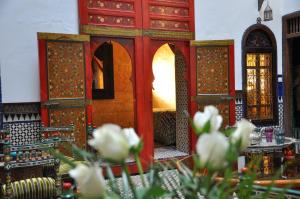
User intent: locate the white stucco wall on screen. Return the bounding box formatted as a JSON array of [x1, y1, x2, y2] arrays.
[[0, 0, 78, 103], [195, 0, 300, 90]]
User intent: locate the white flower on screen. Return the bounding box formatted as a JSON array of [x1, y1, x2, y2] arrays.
[[69, 164, 106, 197], [231, 119, 255, 150], [122, 128, 140, 148], [196, 131, 229, 169], [88, 124, 130, 161], [193, 105, 223, 133]]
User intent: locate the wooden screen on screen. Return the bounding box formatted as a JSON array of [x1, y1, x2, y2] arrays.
[[38, 33, 92, 150], [191, 40, 235, 128]]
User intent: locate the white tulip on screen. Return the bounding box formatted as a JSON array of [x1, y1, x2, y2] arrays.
[[122, 128, 140, 148], [196, 131, 229, 169], [69, 164, 106, 197], [231, 119, 255, 150], [88, 124, 130, 161], [193, 105, 223, 133]]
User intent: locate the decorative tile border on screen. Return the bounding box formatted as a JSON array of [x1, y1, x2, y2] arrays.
[[2, 103, 40, 122]]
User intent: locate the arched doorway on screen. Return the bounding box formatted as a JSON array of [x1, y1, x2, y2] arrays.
[[91, 40, 135, 129], [152, 43, 189, 159]]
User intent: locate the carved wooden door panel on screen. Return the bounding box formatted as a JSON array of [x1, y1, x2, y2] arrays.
[[191, 40, 236, 127], [38, 33, 92, 149]]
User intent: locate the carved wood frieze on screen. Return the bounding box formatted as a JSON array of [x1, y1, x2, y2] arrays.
[[88, 14, 135, 27], [88, 0, 134, 12], [149, 5, 189, 17], [150, 19, 189, 31]]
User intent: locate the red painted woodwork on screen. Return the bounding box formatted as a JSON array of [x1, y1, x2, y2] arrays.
[[38, 39, 48, 102], [189, 45, 197, 152], [79, 0, 143, 28], [229, 44, 236, 126], [78, 0, 194, 31], [142, 0, 194, 31], [77, 0, 195, 163], [38, 39, 50, 126]]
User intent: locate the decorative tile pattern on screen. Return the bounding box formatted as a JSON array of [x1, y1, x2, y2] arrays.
[[47, 41, 85, 99], [4, 122, 41, 146], [106, 170, 185, 199], [3, 103, 40, 122], [149, 5, 189, 17], [150, 19, 189, 31], [89, 14, 135, 27], [235, 98, 284, 129], [175, 50, 189, 154], [3, 103, 40, 114], [196, 46, 229, 94], [88, 0, 134, 11]]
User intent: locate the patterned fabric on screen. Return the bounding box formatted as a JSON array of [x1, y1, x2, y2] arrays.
[[2, 177, 56, 199], [153, 111, 176, 146]]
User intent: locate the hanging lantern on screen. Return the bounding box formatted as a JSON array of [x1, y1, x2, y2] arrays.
[[264, 1, 273, 21]]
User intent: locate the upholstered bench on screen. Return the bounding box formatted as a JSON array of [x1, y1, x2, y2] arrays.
[[153, 109, 176, 146]]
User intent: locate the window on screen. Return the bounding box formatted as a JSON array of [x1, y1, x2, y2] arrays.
[[242, 25, 277, 125], [92, 42, 114, 99]]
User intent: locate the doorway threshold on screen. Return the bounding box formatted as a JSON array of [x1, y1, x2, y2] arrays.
[[154, 146, 189, 160]]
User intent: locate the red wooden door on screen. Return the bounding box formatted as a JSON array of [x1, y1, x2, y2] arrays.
[[190, 40, 236, 147], [38, 33, 92, 150]]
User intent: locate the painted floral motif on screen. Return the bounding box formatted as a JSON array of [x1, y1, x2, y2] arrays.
[[150, 5, 189, 17], [47, 42, 85, 99], [88, 0, 134, 11], [196, 46, 229, 94], [88, 14, 135, 27], [150, 19, 189, 31], [49, 108, 86, 149]]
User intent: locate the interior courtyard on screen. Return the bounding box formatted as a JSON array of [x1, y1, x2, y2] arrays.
[[1, 0, 300, 198]]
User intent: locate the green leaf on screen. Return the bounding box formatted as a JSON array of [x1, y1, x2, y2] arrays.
[[105, 164, 120, 195], [223, 127, 237, 137], [129, 141, 143, 154], [72, 144, 95, 160], [201, 120, 211, 133], [137, 186, 169, 199], [121, 171, 131, 199], [48, 148, 77, 168]]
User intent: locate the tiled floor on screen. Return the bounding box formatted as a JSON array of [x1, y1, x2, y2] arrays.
[[154, 146, 189, 160]]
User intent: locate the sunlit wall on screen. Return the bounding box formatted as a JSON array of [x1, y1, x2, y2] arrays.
[[152, 44, 176, 111]]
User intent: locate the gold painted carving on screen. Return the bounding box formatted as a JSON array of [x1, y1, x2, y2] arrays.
[[143, 29, 194, 40], [38, 32, 90, 42], [191, 40, 234, 46], [81, 25, 194, 40], [81, 25, 142, 37]]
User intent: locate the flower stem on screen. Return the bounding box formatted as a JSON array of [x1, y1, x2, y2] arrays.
[[122, 163, 138, 199], [134, 153, 146, 186]]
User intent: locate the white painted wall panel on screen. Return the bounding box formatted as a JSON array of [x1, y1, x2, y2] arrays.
[[195, 0, 300, 90], [0, 0, 78, 102]]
